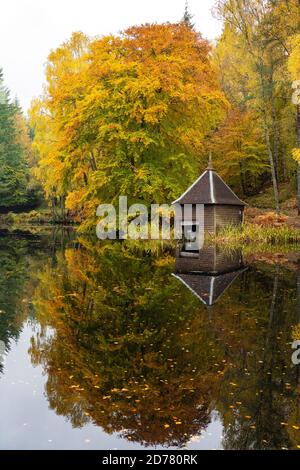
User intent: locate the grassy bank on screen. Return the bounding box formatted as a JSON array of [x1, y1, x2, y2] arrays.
[[0, 209, 53, 227], [0, 209, 77, 229], [2, 206, 300, 252], [213, 222, 300, 248]]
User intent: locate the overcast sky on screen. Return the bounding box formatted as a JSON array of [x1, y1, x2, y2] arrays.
[[0, 0, 222, 112]]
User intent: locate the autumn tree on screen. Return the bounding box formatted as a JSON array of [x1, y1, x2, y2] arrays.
[[288, 33, 300, 212], [30, 25, 226, 229], [208, 109, 268, 195], [214, 0, 300, 211]]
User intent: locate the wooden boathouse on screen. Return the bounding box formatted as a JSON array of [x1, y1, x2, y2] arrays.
[[172, 159, 245, 235]]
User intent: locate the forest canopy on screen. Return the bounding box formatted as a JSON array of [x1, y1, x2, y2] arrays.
[[0, 70, 38, 211], [29, 23, 227, 229], [0, 1, 299, 228]]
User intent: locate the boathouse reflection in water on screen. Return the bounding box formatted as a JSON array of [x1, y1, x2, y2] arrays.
[[173, 245, 247, 307]]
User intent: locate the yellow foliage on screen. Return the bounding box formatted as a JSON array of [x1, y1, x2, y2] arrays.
[[29, 24, 227, 228], [292, 323, 300, 341], [292, 149, 300, 164], [288, 34, 300, 81]]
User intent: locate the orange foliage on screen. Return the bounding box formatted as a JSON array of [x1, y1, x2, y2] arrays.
[[253, 211, 288, 227]]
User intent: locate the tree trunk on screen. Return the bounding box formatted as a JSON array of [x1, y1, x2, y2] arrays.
[[297, 105, 300, 215], [271, 94, 280, 182], [265, 125, 280, 212], [258, 64, 280, 213], [239, 162, 246, 195], [282, 150, 287, 182], [90, 151, 97, 171], [51, 196, 58, 222], [60, 195, 65, 221]]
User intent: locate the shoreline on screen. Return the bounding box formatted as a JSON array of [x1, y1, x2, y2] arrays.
[[1, 207, 300, 250]]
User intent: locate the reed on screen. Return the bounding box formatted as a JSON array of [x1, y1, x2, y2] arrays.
[[213, 223, 300, 247]]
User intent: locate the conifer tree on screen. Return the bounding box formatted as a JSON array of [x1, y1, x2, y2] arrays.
[[182, 1, 195, 30], [0, 69, 28, 209]]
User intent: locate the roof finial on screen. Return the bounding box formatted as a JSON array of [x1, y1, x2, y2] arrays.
[[207, 151, 214, 171]]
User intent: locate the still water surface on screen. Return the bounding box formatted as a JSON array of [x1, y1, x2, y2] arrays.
[[0, 232, 299, 450]]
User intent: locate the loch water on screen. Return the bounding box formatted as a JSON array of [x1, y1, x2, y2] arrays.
[[0, 231, 300, 450]]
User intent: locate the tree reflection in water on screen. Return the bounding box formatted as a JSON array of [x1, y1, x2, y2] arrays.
[[26, 241, 300, 449]]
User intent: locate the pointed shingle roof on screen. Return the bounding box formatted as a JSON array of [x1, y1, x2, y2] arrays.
[[172, 168, 245, 206], [173, 269, 246, 306]]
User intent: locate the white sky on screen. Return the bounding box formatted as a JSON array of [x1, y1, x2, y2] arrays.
[[0, 0, 222, 112]]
